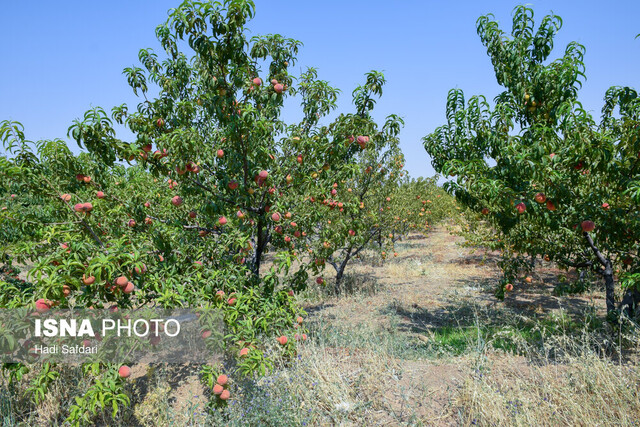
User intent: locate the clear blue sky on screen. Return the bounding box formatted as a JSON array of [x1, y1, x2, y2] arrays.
[[2, 1, 638, 178]]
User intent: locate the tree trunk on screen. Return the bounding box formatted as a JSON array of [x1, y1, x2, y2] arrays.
[[334, 254, 351, 293], [620, 288, 640, 318], [253, 217, 267, 277], [584, 232, 616, 315], [602, 259, 616, 315]]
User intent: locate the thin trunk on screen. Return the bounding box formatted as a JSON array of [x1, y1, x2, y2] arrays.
[[334, 253, 351, 293], [602, 259, 616, 315], [253, 217, 265, 277], [584, 232, 615, 314]]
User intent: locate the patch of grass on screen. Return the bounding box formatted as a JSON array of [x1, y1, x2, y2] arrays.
[[456, 353, 640, 426]]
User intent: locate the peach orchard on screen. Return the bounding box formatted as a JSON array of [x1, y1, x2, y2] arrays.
[[0, 0, 455, 423]]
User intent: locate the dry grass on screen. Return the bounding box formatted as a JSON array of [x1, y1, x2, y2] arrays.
[[455, 352, 640, 426]]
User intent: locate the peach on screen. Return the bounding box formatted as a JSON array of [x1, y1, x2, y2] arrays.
[[82, 275, 95, 285], [60, 193, 72, 202], [217, 149, 224, 158], [118, 366, 131, 378], [271, 212, 281, 222], [218, 216, 227, 226], [219, 389, 230, 400], [202, 330, 212, 339], [35, 299, 51, 313], [240, 347, 249, 356], [581, 220, 595, 232], [546, 200, 556, 211], [115, 276, 128, 287], [252, 77, 262, 86], [171, 196, 183, 207], [134, 264, 147, 275], [277, 336, 287, 345], [217, 374, 228, 385], [96, 191, 105, 199], [213, 384, 224, 395], [123, 282, 134, 294]]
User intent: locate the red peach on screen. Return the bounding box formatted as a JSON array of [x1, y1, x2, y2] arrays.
[[35, 299, 51, 313], [118, 366, 131, 378], [581, 220, 595, 232], [115, 276, 128, 287]]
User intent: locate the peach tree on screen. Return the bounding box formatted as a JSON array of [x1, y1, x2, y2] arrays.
[[302, 75, 405, 288], [423, 6, 639, 316], [67, 0, 389, 299], [0, 0, 388, 422]]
